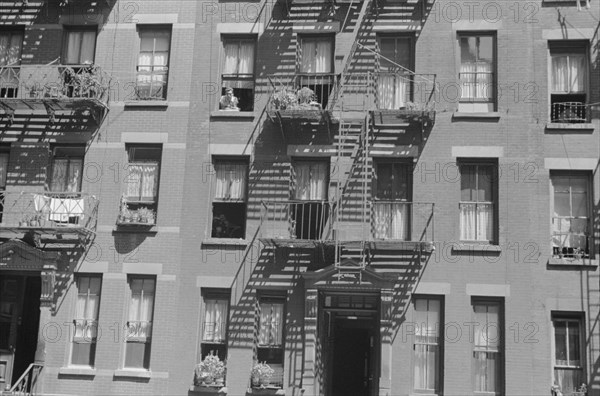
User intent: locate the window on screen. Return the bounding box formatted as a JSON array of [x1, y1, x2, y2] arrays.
[[413, 297, 442, 394], [0, 149, 8, 223], [373, 161, 412, 240], [460, 163, 496, 243], [298, 35, 334, 107], [221, 37, 255, 111], [459, 33, 496, 112], [377, 36, 414, 109], [552, 314, 585, 394], [63, 28, 96, 65], [0, 30, 23, 98], [123, 145, 161, 225], [125, 277, 155, 369], [472, 300, 503, 394], [291, 160, 329, 240], [543, 0, 591, 9], [50, 146, 84, 193], [71, 275, 101, 367], [211, 159, 248, 238], [257, 295, 285, 388], [201, 290, 230, 361], [551, 172, 591, 258], [549, 41, 589, 123], [136, 27, 171, 100]]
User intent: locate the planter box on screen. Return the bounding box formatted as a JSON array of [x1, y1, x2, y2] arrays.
[[189, 385, 227, 395]]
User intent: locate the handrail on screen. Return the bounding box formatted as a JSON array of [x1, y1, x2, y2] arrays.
[[10, 363, 43, 395]]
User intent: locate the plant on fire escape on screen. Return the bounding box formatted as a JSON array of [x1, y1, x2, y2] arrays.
[[251, 362, 274, 387], [194, 352, 226, 386]]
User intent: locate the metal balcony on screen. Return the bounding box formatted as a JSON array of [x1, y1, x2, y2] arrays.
[[0, 190, 99, 241]]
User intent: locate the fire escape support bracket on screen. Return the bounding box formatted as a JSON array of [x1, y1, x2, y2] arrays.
[[43, 102, 57, 124], [0, 101, 15, 126]]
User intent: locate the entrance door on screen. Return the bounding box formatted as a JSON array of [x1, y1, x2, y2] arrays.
[[330, 316, 378, 396], [0, 275, 41, 388]]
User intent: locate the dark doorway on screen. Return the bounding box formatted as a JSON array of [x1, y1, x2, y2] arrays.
[[11, 276, 41, 384]]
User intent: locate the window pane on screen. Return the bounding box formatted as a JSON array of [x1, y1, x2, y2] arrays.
[[476, 166, 493, 202], [376, 163, 393, 199], [567, 322, 580, 364], [460, 37, 477, 63], [461, 165, 476, 201], [293, 161, 328, 201], [214, 162, 248, 200], [0, 152, 8, 187], [478, 36, 494, 63], [555, 321, 568, 363], [554, 191, 571, 217]]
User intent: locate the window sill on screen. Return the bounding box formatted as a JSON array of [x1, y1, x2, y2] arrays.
[[58, 367, 96, 376], [453, 243, 501, 253], [247, 387, 285, 395], [210, 111, 255, 120], [452, 112, 500, 120], [113, 224, 158, 234], [124, 100, 169, 108], [189, 385, 228, 394], [548, 257, 598, 268], [113, 369, 152, 379], [202, 238, 249, 246], [545, 122, 594, 130]]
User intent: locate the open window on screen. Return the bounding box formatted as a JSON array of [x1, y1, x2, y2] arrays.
[[552, 313, 586, 395], [71, 275, 101, 367], [220, 37, 255, 112], [549, 41, 589, 123], [211, 158, 248, 239], [459, 161, 497, 243], [458, 33, 496, 112], [376, 35, 414, 109], [257, 294, 285, 388], [412, 296, 443, 394], [298, 35, 335, 107], [50, 146, 84, 193], [291, 159, 329, 240], [201, 289, 230, 361], [125, 276, 155, 370], [63, 27, 96, 65], [121, 145, 161, 225], [0, 29, 23, 99], [373, 161, 412, 240], [472, 299, 503, 395]]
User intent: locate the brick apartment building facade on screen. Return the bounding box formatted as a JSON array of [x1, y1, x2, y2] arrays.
[[0, 0, 598, 395]]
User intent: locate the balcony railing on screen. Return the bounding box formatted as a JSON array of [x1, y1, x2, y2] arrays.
[[552, 216, 591, 259], [267, 73, 339, 112], [370, 201, 434, 243], [550, 102, 590, 123], [0, 64, 110, 105], [0, 191, 99, 235], [260, 200, 331, 241], [372, 73, 437, 112]]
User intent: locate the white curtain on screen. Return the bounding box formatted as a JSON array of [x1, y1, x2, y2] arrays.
[[552, 175, 589, 251], [552, 54, 586, 94], [0, 153, 8, 187], [460, 203, 492, 241], [300, 40, 331, 73], [215, 162, 246, 200], [203, 299, 228, 342], [74, 277, 101, 340], [413, 299, 440, 391], [127, 163, 159, 201], [377, 74, 407, 109], [258, 302, 283, 346], [51, 159, 82, 192], [473, 304, 499, 393], [373, 203, 408, 240], [128, 278, 155, 339], [223, 42, 254, 75], [138, 30, 169, 96], [65, 31, 96, 64], [293, 162, 328, 200], [460, 62, 492, 100]]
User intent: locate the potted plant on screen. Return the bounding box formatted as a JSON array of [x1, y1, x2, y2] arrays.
[[193, 352, 226, 387], [137, 207, 150, 224], [20, 214, 30, 227], [271, 87, 298, 110], [251, 362, 274, 388]]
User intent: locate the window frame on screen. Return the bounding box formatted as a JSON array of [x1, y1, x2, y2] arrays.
[[549, 171, 593, 258], [0, 146, 9, 189], [458, 160, 498, 244], [411, 295, 444, 395], [551, 312, 586, 395], [220, 35, 256, 112], [211, 157, 249, 239], [69, 274, 102, 368], [200, 289, 230, 361], [124, 275, 156, 370], [62, 26, 98, 65], [471, 298, 504, 396], [135, 25, 172, 100], [256, 293, 286, 388], [123, 144, 162, 225], [49, 145, 85, 193], [297, 34, 335, 74], [457, 31, 497, 111], [291, 158, 330, 202]]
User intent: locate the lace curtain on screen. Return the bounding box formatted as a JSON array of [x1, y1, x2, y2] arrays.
[[373, 203, 408, 240], [552, 54, 586, 94], [203, 299, 228, 343], [300, 40, 332, 73], [223, 42, 254, 75], [128, 279, 155, 339], [258, 302, 283, 346], [74, 277, 101, 340], [377, 74, 408, 109], [460, 36, 494, 100], [127, 163, 159, 201], [293, 162, 328, 201], [214, 162, 247, 200]]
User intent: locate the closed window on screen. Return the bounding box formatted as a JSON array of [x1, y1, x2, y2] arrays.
[[257, 296, 285, 388], [551, 172, 591, 258], [136, 27, 171, 100], [125, 277, 155, 369], [549, 41, 589, 123], [460, 163, 496, 243], [291, 160, 329, 240], [122, 145, 161, 225], [50, 146, 84, 193], [377, 36, 414, 109], [413, 297, 442, 394], [71, 275, 101, 367], [201, 290, 230, 361], [373, 161, 412, 240], [553, 314, 585, 394], [472, 301, 503, 394], [0, 30, 23, 98], [298, 35, 334, 106], [459, 33, 496, 112], [63, 28, 96, 65], [211, 159, 248, 239], [221, 37, 255, 111]]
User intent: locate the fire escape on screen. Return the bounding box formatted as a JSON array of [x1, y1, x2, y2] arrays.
[[261, 0, 437, 278]]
